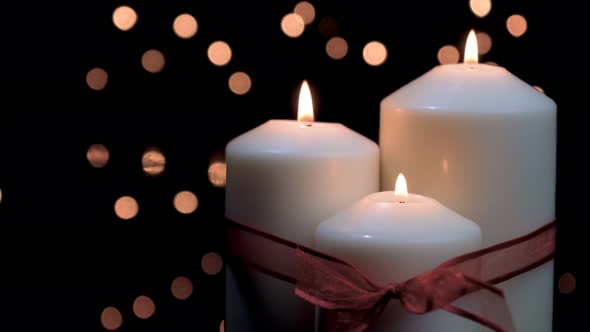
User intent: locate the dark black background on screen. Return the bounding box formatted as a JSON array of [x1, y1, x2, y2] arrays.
[[0, 0, 584, 331]]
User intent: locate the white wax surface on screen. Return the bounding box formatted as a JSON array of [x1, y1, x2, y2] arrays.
[[316, 192, 482, 332], [226, 119, 379, 332], [226, 120, 379, 244], [380, 63, 556, 332]]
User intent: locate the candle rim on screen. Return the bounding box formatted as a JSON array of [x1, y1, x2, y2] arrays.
[[367, 191, 433, 204], [268, 119, 341, 127], [226, 119, 379, 158], [435, 62, 507, 72], [316, 194, 482, 246], [381, 63, 557, 114]]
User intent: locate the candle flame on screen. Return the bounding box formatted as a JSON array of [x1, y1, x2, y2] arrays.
[[394, 173, 409, 198], [464, 30, 479, 64], [297, 80, 314, 123]]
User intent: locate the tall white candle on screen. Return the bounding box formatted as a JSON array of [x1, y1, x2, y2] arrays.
[[316, 174, 482, 332], [226, 81, 380, 332], [379, 31, 556, 331]]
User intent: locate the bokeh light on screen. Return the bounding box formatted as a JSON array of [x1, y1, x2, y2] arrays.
[[207, 41, 232, 66], [171, 276, 194, 300], [142, 148, 166, 176], [281, 13, 305, 38], [0, 188, 3, 205], [113, 6, 137, 31], [133, 296, 155, 319], [558, 273, 576, 294], [363, 41, 387, 66], [507, 14, 527, 37], [86, 68, 108, 91], [114, 196, 138, 220], [173, 191, 199, 214], [208, 162, 227, 187], [469, 0, 491, 18], [202, 252, 223, 275], [220, 320, 225, 332], [228, 72, 252, 95], [87, 144, 110, 168], [476, 31, 492, 55], [326, 37, 348, 60], [442, 159, 449, 175], [173, 13, 198, 39], [101, 306, 123, 331], [294, 2, 315, 25], [318, 17, 339, 37], [141, 49, 166, 73], [437, 45, 460, 64]]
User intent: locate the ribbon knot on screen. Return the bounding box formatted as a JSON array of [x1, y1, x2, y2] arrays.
[[395, 268, 472, 314], [384, 284, 398, 300], [227, 217, 556, 332]]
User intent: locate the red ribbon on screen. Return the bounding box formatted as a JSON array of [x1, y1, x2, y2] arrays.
[[226, 218, 556, 332]]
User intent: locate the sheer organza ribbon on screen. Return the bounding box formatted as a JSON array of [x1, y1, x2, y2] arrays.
[[226, 218, 556, 332]]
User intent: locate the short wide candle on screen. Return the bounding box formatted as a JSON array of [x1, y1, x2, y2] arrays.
[[316, 174, 482, 332], [225, 82, 379, 332]]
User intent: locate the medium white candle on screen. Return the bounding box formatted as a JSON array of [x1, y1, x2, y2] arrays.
[[380, 31, 556, 331], [225, 81, 380, 332], [316, 174, 482, 332]]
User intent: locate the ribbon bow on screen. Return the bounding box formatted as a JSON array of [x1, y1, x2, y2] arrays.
[[227, 218, 556, 332]]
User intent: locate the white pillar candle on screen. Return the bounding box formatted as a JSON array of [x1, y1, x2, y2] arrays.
[[379, 31, 556, 331], [316, 174, 482, 332], [226, 81, 380, 332]]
